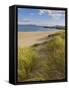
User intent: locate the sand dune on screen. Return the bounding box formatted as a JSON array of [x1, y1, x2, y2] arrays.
[[18, 32, 53, 47]]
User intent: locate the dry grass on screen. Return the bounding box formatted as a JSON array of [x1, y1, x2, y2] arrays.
[[18, 31, 65, 82]]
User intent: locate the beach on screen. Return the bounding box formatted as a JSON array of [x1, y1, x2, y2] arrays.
[[18, 32, 53, 47]]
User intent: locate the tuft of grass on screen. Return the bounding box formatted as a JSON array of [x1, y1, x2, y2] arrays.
[[18, 31, 65, 82], [18, 47, 39, 81], [44, 36, 65, 79], [48, 31, 65, 39]]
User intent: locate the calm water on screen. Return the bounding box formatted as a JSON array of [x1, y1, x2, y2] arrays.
[[18, 25, 61, 32]]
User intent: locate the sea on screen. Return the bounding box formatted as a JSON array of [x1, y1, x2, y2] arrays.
[[18, 25, 62, 32]]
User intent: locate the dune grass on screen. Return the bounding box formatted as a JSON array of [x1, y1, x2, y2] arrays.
[[18, 31, 65, 82]]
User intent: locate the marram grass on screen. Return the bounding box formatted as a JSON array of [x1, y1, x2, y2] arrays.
[[18, 31, 65, 82]]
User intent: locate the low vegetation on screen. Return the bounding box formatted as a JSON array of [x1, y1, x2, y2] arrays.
[[18, 31, 65, 82]]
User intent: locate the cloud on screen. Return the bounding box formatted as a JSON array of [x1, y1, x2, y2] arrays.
[[39, 10, 47, 15], [18, 19, 32, 25], [23, 19, 31, 22], [47, 10, 65, 19], [39, 9, 65, 19]]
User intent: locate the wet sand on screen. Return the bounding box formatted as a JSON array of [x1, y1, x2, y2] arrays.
[[18, 32, 53, 47]]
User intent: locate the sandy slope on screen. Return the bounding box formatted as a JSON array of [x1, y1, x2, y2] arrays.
[[18, 32, 53, 47]]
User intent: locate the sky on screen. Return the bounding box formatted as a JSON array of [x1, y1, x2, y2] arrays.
[[18, 8, 65, 26]]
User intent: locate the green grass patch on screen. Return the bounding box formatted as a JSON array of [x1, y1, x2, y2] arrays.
[[18, 31, 65, 82]]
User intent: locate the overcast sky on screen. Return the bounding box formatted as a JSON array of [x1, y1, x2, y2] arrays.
[[18, 8, 65, 26]]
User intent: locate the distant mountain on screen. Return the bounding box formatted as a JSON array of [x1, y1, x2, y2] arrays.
[[18, 24, 65, 30], [43, 25, 65, 30]]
